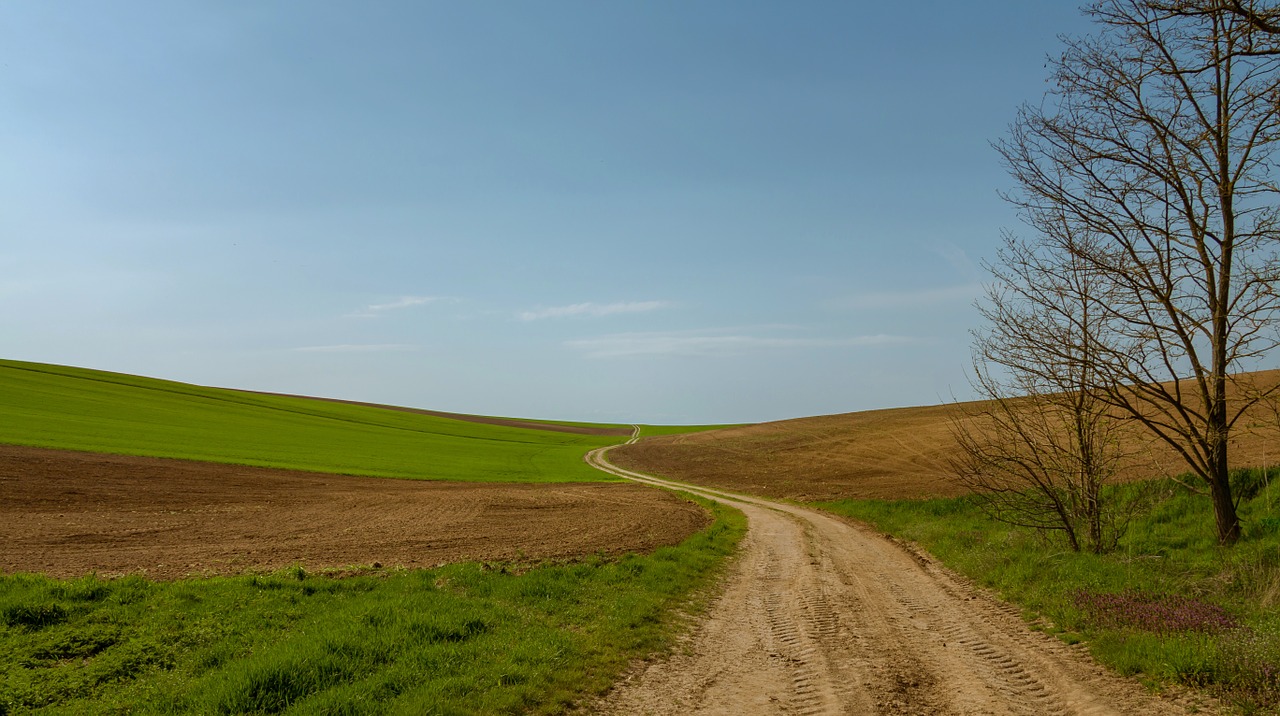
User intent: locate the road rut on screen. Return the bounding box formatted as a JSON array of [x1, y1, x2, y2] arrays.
[[587, 438, 1214, 716]]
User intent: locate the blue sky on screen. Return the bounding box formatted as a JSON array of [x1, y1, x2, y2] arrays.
[[2, 2, 1094, 424]]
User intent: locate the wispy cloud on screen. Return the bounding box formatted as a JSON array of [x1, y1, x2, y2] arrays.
[[348, 295, 450, 318], [566, 329, 917, 359], [293, 344, 417, 353], [828, 283, 983, 311], [369, 296, 442, 311], [518, 300, 671, 321]]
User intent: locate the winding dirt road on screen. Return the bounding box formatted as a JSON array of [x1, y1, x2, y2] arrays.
[[586, 434, 1215, 716]]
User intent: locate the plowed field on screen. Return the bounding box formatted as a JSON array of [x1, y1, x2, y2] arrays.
[[0, 445, 709, 580], [610, 370, 1280, 501]]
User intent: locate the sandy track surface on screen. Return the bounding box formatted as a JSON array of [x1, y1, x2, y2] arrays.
[[0, 444, 708, 580], [587, 442, 1216, 716]]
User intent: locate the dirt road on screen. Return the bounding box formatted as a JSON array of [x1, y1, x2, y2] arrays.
[[586, 438, 1214, 716]]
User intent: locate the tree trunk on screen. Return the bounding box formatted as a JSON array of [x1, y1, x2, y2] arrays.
[[1086, 486, 1104, 554], [1063, 519, 1082, 553], [1210, 477, 1241, 545], [1208, 409, 1241, 545]]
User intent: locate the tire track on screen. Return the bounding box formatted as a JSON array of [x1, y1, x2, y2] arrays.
[[588, 440, 1217, 715]]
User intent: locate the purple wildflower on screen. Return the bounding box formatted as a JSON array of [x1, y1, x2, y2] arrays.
[[1073, 589, 1239, 634]]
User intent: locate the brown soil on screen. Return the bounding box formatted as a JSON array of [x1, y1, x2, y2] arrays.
[[612, 370, 1280, 501], [590, 447, 1220, 715], [0, 444, 708, 581], [246, 390, 632, 436], [612, 403, 965, 501]]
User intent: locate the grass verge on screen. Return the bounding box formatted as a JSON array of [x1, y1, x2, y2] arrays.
[[0, 496, 744, 715], [816, 468, 1280, 713]]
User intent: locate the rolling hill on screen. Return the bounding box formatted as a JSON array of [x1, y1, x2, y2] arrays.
[[0, 359, 629, 483], [610, 370, 1280, 501]]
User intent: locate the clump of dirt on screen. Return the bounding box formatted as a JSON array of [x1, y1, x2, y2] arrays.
[[0, 444, 708, 580]]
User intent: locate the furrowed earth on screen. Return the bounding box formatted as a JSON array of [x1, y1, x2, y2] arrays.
[[610, 369, 1280, 502], [0, 444, 710, 580]]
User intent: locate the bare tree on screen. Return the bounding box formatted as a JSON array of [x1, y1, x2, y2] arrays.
[[1218, 0, 1280, 32], [997, 0, 1280, 545], [952, 231, 1130, 554], [1150, 0, 1280, 38]]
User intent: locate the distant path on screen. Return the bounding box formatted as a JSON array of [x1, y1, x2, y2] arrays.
[[585, 442, 1214, 715]]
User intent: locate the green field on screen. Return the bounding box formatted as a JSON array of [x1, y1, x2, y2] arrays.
[[818, 471, 1280, 711], [0, 360, 631, 483]]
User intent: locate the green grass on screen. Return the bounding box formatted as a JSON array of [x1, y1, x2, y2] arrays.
[[0, 497, 746, 715], [0, 360, 627, 483], [817, 469, 1280, 712]]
